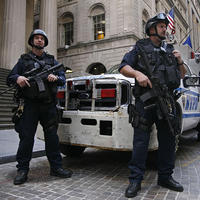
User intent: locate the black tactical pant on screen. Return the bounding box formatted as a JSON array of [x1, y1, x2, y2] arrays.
[[128, 99, 176, 183], [15, 100, 62, 171]]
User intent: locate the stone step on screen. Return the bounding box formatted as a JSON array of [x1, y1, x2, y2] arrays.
[[0, 103, 17, 108], [0, 84, 11, 89], [0, 117, 12, 123], [0, 80, 7, 84], [0, 95, 14, 101], [0, 107, 15, 112], [0, 124, 14, 130], [0, 90, 15, 96], [0, 99, 15, 104], [0, 112, 13, 117], [0, 68, 15, 129], [0, 93, 14, 98]]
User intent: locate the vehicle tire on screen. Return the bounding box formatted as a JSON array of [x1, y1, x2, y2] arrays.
[[59, 144, 86, 157]]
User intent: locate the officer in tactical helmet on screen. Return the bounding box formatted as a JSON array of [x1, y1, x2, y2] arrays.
[[7, 29, 73, 185], [119, 13, 186, 198]]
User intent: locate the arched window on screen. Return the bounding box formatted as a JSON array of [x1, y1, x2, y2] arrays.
[[142, 9, 149, 37], [58, 12, 74, 47], [86, 63, 106, 75], [90, 5, 105, 40]]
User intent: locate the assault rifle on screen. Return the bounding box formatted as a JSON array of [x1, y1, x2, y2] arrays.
[[0, 63, 65, 95], [136, 43, 179, 136]]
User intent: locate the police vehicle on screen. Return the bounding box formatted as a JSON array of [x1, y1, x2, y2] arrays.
[[36, 52, 200, 156]]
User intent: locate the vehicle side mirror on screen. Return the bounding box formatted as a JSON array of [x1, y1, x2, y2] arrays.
[[183, 76, 200, 87]]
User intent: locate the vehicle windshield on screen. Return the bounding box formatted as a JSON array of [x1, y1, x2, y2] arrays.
[[106, 64, 120, 74]]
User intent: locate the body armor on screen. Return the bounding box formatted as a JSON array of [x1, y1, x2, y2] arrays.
[[135, 39, 181, 91], [20, 53, 57, 102]]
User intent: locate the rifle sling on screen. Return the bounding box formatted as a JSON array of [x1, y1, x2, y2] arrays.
[[28, 53, 45, 67]]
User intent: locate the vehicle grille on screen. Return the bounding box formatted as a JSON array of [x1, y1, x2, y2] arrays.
[[66, 78, 130, 111]]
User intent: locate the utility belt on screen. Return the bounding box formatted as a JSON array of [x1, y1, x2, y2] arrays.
[[127, 103, 149, 131]]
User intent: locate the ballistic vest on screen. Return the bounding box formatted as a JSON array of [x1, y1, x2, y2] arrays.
[[135, 39, 181, 91], [20, 52, 57, 102]]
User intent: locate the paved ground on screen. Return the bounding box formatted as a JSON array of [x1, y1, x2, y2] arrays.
[[0, 129, 45, 164], [0, 134, 200, 199]]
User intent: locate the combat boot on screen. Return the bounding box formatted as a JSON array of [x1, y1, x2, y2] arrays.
[[50, 168, 73, 178], [158, 176, 184, 192], [125, 182, 141, 198], [13, 170, 28, 185]]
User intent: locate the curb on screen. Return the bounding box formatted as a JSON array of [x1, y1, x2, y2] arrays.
[[0, 150, 46, 164]]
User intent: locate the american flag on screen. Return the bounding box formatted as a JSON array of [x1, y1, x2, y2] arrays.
[[167, 8, 175, 34]]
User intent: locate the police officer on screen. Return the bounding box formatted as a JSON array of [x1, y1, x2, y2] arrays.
[[119, 13, 186, 198], [7, 29, 72, 185]]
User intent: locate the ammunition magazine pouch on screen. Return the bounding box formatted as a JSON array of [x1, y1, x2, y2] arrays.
[[127, 104, 149, 131], [22, 80, 57, 102]]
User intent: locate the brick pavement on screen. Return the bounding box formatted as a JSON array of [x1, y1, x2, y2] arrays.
[[0, 136, 200, 200]]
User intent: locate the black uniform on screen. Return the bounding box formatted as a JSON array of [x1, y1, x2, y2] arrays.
[[7, 51, 66, 172], [119, 38, 180, 184]]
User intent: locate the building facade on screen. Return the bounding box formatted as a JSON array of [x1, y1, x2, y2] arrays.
[[0, 0, 200, 74], [0, 0, 57, 70]]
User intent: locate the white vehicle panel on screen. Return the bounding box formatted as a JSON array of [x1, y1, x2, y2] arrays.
[[37, 60, 200, 152]]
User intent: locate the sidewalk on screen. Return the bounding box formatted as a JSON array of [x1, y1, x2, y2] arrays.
[[0, 129, 45, 164]]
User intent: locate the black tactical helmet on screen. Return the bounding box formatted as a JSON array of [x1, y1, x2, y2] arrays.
[[145, 13, 169, 36], [28, 29, 48, 47]]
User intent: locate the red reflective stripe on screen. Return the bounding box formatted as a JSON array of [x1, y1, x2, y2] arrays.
[[67, 81, 73, 90], [86, 79, 90, 85], [56, 91, 65, 99], [101, 89, 116, 98]]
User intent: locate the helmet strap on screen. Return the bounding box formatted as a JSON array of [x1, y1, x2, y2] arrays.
[[149, 25, 166, 40], [32, 43, 44, 50]]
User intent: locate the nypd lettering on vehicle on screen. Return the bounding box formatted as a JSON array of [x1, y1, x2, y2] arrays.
[[176, 87, 200, 118]]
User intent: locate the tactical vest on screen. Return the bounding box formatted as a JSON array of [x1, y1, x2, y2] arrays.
[[20, 52, 57, 102], [135, 39, 181, 91]]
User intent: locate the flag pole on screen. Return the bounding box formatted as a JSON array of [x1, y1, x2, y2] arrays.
[[195, 46, 200, 52], [179, 29, 192, 45]]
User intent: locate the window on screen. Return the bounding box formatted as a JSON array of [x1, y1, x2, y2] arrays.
[[93, 14, 105, 40], [87, 63, 106, 75], [58, 12, 74, 47], [90, 5, 105, 40], [64, 22, 73, 45]]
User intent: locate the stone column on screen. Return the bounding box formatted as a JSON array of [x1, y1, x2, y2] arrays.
[[0, 0, 5, 61], [40, 0, 57, 58], [0, 0, 26, 69], [26, 0, 34, 52]]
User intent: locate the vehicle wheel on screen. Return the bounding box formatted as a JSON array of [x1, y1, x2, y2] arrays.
[[59, 144, 86, 157], [195, 122, 200, 142]]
